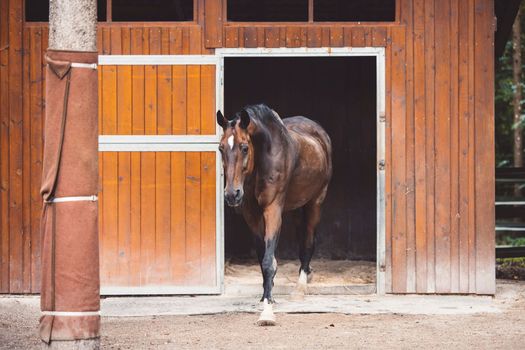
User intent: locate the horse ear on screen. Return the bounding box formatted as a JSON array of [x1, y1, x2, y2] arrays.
[[216, 110, 228, 129], [239, 110, 250, 129]]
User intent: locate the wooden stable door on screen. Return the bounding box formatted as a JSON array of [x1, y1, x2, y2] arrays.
[[97, 56, 221, 294]]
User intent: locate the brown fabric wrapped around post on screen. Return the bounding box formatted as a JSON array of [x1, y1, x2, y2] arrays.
[[40, 50, 99, 343]]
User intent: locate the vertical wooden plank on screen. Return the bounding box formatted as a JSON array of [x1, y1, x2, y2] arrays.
[[131, 29, 145, 134], [278, 27, 287, 47], [474, 0, 495, 295], [121, 28, 131, 55], [413, 0, 427, 293], [467, 0, 477, 294], [265, 27, 280, 48], [330, 27, 343, 47], [172, 65, 187, 135], [200, 65, 215, 135], [117, 65, 132, 135], [9, 0, 24, 292], [257, 28, 265, 47], [321, 28, 331, 47], [372, 27, 388, 47], [343, 27, 352, 47], [102, 66, 117, 134], [157, 64, 173, 135], [144, 64, 158, 135], [458, 0, 471, 294], [185, 152, 201, 283], [385, 27, 393, 293], [404, 0, 416, 294], [200, 152, 216, 285], [204, 0, 223, 48], [182, 27, 191, 54], [224, 27, 239, 48], [390, 26, 407, 293], [306, 27, 322, 48], [22, 28, 31, 292], [149, 27, 162, 55], [449, 0, 460, 293], [286, 27, 302, 48], [116, 54, 132, 285], [0, 0, 10, 293], [29, 27, 43, 292], [155, 152, 171, 284], [187, 66, 201, 135], [130, 28, 143, 55], [351, 27, 366, 47], [129, 29, 143, 286], [111, 27, 122, 56], [129, 151, 141, 286], [434, 0, 452, 293], [243, 27, 258, 48], [364, 27, 372, 46], [161, 28, 170, 54], [169, 28, 183, 54], [102, 27, 111, 55], [425, 0, 436, 293], [140, 152, 156, 285], [117, 150, 131, 286], [171, 152, 186, 283], [189, 26, 202, 54], [157, 28, 173, 284], [101, 151, 118, 285]]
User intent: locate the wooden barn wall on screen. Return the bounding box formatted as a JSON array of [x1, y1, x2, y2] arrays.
[[0, 0, 495, 294]]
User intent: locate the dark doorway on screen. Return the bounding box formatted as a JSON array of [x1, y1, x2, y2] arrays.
[[224, 57, 377, 263]]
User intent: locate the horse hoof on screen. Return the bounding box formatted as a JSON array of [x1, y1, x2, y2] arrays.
[[257, 312, 277, 326], [257, 298, 277, 326]]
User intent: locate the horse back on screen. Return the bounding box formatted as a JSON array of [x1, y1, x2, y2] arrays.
[[282, 116, 332, 210]]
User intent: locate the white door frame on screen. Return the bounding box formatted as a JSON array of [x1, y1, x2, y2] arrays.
[[216, 47, 387, 295], [97, 47, 387, 295], [98, 54, 224, 295]]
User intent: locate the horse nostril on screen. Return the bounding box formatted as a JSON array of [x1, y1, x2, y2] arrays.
[[235, 189, 241, 200]]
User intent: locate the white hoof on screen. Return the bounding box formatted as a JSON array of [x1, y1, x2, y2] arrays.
[[257, 299, 276, 326]]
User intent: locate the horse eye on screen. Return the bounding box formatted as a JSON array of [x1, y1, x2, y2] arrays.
[[241, 145, 248, 154]]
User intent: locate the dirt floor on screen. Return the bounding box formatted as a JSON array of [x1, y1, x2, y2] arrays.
[[1, 281, 524, 350], [225, 259, 376, 286]]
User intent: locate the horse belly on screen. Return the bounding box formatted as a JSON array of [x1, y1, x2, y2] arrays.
[[284, 141, 329, 211]]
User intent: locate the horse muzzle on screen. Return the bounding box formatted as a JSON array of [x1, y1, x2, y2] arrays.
[[225, 188, 243, 207]]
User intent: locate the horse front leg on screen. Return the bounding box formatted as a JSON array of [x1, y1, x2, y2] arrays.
[[257, 203, 282, 326]]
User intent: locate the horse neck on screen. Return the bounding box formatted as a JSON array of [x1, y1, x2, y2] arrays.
[[250, 119, 296, 177]]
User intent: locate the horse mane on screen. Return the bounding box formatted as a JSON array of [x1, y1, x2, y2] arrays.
[[231, 104, 286, 135]]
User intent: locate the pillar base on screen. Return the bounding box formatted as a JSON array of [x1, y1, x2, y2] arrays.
[[41, 339, 100, 350]]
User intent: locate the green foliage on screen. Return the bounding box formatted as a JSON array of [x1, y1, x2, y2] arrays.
[[495, 12, 525, 167], [497, 233, 525, 247]]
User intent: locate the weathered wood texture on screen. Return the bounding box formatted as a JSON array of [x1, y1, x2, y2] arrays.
[[0, 0, 495, 294]]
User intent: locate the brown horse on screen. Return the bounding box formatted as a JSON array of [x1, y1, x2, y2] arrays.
[[217, 104, 332, 325]]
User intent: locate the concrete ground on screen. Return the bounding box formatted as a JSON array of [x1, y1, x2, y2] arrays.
[[1, 280, 524, 349]]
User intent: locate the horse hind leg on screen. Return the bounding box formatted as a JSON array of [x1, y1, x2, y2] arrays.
[[291, 200, 322, 300]]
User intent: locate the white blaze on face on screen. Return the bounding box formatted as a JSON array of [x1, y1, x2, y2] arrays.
[[227, 135, 234, 149]]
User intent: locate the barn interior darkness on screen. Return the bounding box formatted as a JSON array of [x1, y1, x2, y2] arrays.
[[224, 57, 377, 261]]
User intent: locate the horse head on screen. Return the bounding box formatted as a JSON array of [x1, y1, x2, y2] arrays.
[[217, 109, 255, 207]]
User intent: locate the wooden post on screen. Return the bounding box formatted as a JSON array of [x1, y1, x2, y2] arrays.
[[40, 0, 99, 348]]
